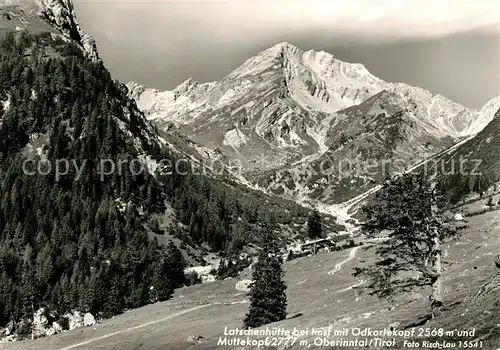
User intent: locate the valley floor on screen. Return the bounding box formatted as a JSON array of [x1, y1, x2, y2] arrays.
[[4, 209, 500, 350]]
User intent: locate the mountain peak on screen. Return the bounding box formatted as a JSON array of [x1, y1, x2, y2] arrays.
[[129, 42, 493, 139], [268, 41, 294, 51], [36, 0, 100, 61], [249, 41, 302, 63], [271, 41, 290, 48], [0, 0, 100, 62], [467, 95, 500, 134]]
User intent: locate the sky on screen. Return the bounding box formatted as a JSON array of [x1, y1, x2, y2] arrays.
[[75, 0, 500, 109]]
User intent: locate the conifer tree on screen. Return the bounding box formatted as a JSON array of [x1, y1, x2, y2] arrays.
[[354, 173, 451, 318], [243, 221, 287, 329], [150, 259, 174, 302], [307, 208, 323, 239], [165, 241, 187, 289]]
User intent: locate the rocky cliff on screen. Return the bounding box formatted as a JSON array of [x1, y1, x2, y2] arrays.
[[0, 0, 99, 61]]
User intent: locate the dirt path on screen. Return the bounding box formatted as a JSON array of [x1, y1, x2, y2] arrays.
[[336, 279, 366, 293], [56, 304, 211, 350], [328, 246, 361, 275]]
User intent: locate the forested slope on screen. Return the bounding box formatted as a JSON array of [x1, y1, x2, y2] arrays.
[[0, 28, 338, 336]]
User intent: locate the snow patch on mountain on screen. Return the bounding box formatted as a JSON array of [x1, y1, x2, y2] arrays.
[[467, 95, 500, 134], [1, 94, 10, 112], [127, 79, 215, 124], [218, 80, 254, 107], [296, 48, 387, 112], [223, 127, 248, 148], [387, 83, 479, 138]]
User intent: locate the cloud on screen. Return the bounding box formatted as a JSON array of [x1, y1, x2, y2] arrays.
[[76, 0, 500, 43], [74, 0, 499, 109]]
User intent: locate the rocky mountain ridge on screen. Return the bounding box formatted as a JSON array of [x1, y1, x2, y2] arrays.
[[128, 42, 487, 138], [0, 0, 99, 61], [128, 42, 498, 208]]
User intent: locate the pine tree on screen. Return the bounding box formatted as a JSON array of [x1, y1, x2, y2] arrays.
[[354, 173, 451, 318], [19, 266, 37, 318], [243, 223, 287, 329], [164, 241, 187, 289], [307, 208, 323, 239], [150, 259, 174, 302]]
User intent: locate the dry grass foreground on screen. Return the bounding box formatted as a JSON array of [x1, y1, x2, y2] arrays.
[[3, 208, 500, 350]]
